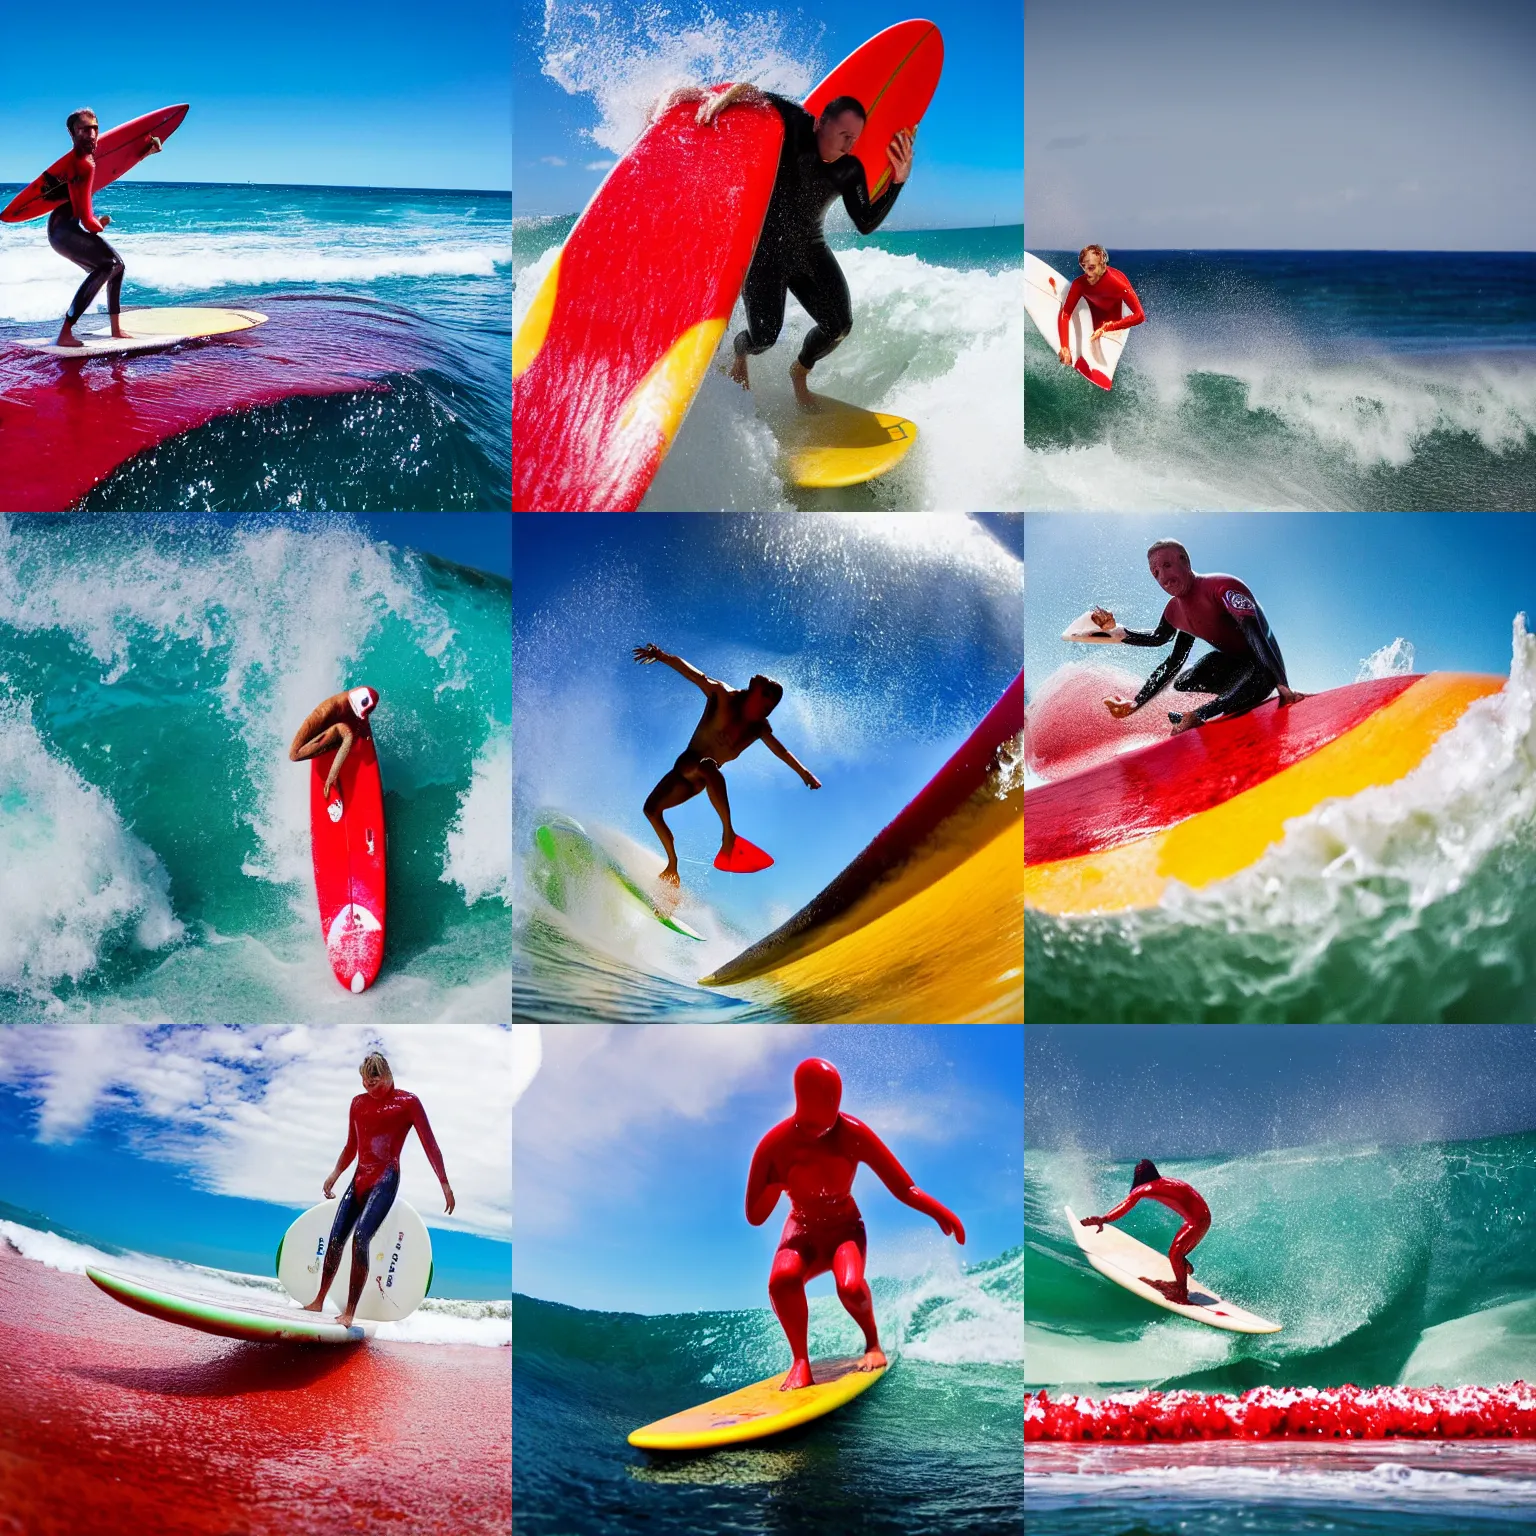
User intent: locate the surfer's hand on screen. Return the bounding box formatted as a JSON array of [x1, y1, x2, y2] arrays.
[[1104, 697, 1135, 719], [145, 136, 163, 155], [1278, 686, 1309, 707], [322, 1177, 337, 1199], [888, 127, 915, 184], [1092, 324, 1109, 341], [633, 644, 662, 664], [698, 84, 761, 126], [1058, 345, 1072, 366], [1169, 712, 1200, 735], [802, 771, 821, 789], [441, 1182, 456, 1215], [1081, 1216, 1105, 1230], [651, 86, 705, 122], [98, 214, 111, 228], [1091, 607, 1116, 630]]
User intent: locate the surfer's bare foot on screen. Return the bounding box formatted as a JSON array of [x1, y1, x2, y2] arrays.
[[658, 863, 680, 887], [857, 1346, 887, 1372], [337, 1310, 356, 1328], [301, 1296, 326, 1313], [789, 360, 823, 413], [718, 830, 736, 861], [53, 327, 84, 348], [727, 351, 750, 389], [1142, 1277, 1191, 1304], [782, 1358, 815, 1391]]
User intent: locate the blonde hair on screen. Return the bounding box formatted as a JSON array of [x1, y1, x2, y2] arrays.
[[360, 1052, 393, 1085], [1079, 243, 1108, 266]]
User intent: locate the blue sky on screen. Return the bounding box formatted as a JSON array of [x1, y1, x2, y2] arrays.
[[515, 0, 1023, 227], [1027, 0, 1536, 249], [0, 0, 511, 191], [0, 1026, 512, 1299], [1027, 1025, 1536, 1158], [1026, 512, 1536, 703], [515, 1023, 1022, 1313], [513, 514, 1022, 942]]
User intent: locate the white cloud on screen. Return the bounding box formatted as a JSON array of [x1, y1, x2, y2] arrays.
[[585, 160, 615, 171], [0, 1025, 511, 1238], [540, 155, 567, 166]]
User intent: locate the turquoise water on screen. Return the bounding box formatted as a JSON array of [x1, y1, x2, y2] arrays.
[[0, 183, 511, 507], [0, 514, 511, 1023]]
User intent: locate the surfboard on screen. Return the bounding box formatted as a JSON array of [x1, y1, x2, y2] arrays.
[[309, 729, 387, 993], [2, 104, 189, 224], [17, 308, 268, 358], [1064, 1205, 1281, 1334], [1062, 609, 1127, 643], [533, 816, 704, 940], [777, 397, 918, 488], [275, 1197, 432, 1324], [87, 1268, 375, 1344], [1027, 672, 1505, 915], [513, 98, 784, 511], [1025, 251, 1130, 391], [714, 833, 773, 872], [628, 1357, 886, 1451]]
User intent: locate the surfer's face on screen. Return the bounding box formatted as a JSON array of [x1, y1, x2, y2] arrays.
[[361, 1069, 393, 1098], [816, 110, 864, 162], [792, 1058, 842, 1134], [73, 116, 99, 151], [1149, 547, 1194, 597], [1080, 251, 1106, 282]]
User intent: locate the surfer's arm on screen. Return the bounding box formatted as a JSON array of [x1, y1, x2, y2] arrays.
[[852, 1119, 965, 1243], [637, 646, 720, 698], [1095, 275, 1146, 335], [1235, 613, 1290, 690], [1056, 278, 1087, 349], [1120, 617, 1178, 648], [68, 154, 104, 234], [745, 1138, 785, 1225], [836, 157, 901, 235], [1130, 630, 1195, 712], [695, 82, 769, 126], [409, 1102, 455, 1211], [323, 1111, 360, 1196], [760, 728, 820, 788], [1085, 1189, 1148, 1228]]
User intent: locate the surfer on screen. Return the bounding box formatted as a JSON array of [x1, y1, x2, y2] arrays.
[[289, 686, 380, 797], [1095, 539, 1306, 734], [1055, 244, 1144, 367], [747, 1057, 964, 1390], [48, 109, 160, 350], [304, 1052, 455, 1329], [652, 83, 914, 412], [1081, 1160, 1210, 1306], [633, 643, 820, 886]]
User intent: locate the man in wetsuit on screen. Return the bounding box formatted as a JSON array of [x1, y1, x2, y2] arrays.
[[48, 108, 161, 350], [289, 686, 380, 798], [653, 83, 915, 411], [633, 642, 820, 886], [1093, 539, 1306, 735], [1081, 1160, 1210, 1306], [1055, 243, 1144, 368], [747, 1057, 965, 1390], [304, 1051, 455, 1328]]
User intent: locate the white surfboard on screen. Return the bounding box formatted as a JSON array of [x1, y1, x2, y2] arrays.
[[17, 306, 268, 357], [1062, 609, 1128, 643], [1064, 1204, 1281, 1334], [1024, 253, 1130, 390], [276, 1196, 433, 1323]]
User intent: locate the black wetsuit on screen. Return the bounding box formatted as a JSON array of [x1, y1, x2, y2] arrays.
[[733, 93, 902, 370], [1124, 607, 1290, 725]]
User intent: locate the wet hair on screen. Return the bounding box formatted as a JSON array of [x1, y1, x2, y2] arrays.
[[66, 109, 98, 134], [1147, 539, 1190, 563], [749, 674, 784, 710], [818, 95, 867, 126], [1132, 1159, 1161, 1187], [361, 1052, 393, 1085], [1079, 243, 1108, 266]]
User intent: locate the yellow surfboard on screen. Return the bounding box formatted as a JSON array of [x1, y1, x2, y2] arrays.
[[18, 307, 268, 358], [778, 397, 918, 488], [627, 1357, 886, 1451]]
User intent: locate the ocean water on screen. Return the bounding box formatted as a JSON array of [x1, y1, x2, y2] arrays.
[[0, 182, 512, 508], [1025, 1132, 1536, 1531], [1026, 617, 1536, 1023], [514, 1247, 1023, 1535], [0, 514, 512, 1023], [1025, 250, 1536, 511]]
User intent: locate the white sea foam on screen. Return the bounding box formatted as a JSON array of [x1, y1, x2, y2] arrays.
[[443, 734, 513, 905]]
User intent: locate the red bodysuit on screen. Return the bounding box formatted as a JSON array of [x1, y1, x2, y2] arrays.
[[1097, 1176, 1211, 1281], [1057, 266, 1145, 347], [1162, 573, 1264, 655], [343, 1088, 448, 1194], [64, 151, 103, 234]]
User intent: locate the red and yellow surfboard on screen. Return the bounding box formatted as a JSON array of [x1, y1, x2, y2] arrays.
[[1025, 673, 1504, 916]]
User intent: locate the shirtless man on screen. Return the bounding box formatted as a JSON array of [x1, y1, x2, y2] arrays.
[[289, 686, 380, 797], [633, 643, 819, 885], [1056, 243, 1145, 367], [1080, 1160, 1210, 1306], [747, 1057, 965, 1390]]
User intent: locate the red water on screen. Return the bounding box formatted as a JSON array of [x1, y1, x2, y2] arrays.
[[0, 297, 425, 510], [0, 1245, 509, 1535], [1029, 1385, 1536, 1441]]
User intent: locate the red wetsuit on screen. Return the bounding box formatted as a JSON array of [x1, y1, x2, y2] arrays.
[[343, 1088, 448, 1194], [1095, 1176, 1211, 1280], [1057, 266, 1145, 347], [65, 150, 104, 234], [1164, 574, 1266, 655]]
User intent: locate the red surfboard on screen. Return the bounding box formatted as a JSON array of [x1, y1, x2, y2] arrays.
[[2, 105, 189, 223], [513, 99, 783, 511], [804, 20, 944, 203], [714, 834, 774, 873], [310, 732, 387, 993]]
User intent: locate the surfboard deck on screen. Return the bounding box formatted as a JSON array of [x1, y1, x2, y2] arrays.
[[309, 730, 387, 993], [17, 308, 268, 358], [1025, 251, 1130, 390], [1064, 1205, 1280, 1334], [533, 816, 704, 940], [628, 1357, 886, 1450], [275, 1198, 432, 1323], [3, 105, 189, 224], [87, 1267, 375, 1344], [776, 397, 917, 487]]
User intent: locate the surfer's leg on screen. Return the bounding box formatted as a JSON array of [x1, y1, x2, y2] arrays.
[[47, 206, 122, 344], [305, 1181, 363, 1310], [832, 1232, 885, 1370], [643, 763, 704, 883], [768, 1244, 817, 1390], [337, 1167, 400, 1326], [289, 722, 347, 762], [694, 756, 736, 857], [787, 245, 852, 409], [731, 252, 789, 387]]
